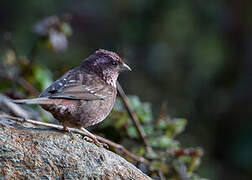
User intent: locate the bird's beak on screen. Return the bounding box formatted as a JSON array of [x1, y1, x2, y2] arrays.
[[119, 62, 131, 72]]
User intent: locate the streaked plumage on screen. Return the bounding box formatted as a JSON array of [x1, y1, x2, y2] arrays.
[[13, 49, 131, 146]]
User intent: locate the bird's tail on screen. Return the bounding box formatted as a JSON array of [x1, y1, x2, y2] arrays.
[[12, 97, 52, 105]]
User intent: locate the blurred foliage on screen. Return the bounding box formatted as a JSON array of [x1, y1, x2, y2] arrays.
[[105, 96, 205, 179], [32, 16, 72, 52], [0, 16, 207, 179]]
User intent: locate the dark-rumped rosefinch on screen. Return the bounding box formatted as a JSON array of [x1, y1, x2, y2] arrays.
[[13, 49, 131, 146]]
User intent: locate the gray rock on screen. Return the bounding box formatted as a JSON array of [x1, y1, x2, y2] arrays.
[[0, 118, 151, 180]]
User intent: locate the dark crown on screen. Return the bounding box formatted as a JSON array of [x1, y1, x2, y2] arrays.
[[95, 49, 121, 62]]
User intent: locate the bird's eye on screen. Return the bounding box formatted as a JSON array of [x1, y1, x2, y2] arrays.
[[111, 61, 117, 66]]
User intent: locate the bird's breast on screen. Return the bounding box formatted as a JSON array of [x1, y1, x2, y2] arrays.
[[78, 89, 117, 127]]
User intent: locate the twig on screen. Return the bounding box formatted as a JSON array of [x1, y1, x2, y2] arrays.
[[116, 82, 152, 152], [0, 71, 40, 96], [155, 101, 167, 125], [18, 77, 40, 96], [95, 134, 148, 164], [0, 93, 36, 119], [0, 114, 149, 165]]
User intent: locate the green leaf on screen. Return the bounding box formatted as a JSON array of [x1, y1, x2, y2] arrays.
[[33, 65, 53, 90], [127, 125, 138, 138], [61, 22, 73, 37], [149, 136, 179, 148]]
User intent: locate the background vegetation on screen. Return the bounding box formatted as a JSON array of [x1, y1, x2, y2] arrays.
[[0, 0, 251, 179]]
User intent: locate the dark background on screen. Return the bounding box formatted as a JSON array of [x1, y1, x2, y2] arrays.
[[0, 0, 251, 179]]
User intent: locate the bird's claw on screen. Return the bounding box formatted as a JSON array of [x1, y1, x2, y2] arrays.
[[83, 136, 93, 142], [63, 127, 75, 140], [100, 142, 109, 149], [83, 136, 109, 148]]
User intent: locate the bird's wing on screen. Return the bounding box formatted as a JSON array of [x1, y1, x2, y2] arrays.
[[39, 68, 109, 101]]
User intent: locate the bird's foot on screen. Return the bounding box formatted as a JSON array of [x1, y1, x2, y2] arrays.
[[63, 126, 75, 140], [83, 136, 109, 149], [100, 142, 109, 149], [80, 127, 109, 148]]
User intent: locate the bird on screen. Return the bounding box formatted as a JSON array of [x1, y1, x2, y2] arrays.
[[13, 49, 131, 146]]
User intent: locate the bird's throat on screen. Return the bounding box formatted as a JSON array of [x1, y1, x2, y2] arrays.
[[102, 70, 118, 88]]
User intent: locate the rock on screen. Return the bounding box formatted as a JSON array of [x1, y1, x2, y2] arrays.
[[0, 118, 151, 180]]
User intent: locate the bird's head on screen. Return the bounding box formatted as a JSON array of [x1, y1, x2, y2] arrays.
[[82, 49, 131, 87]]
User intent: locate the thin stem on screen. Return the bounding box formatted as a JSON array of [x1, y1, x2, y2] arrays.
[[155, 101, 167, 125], [116, 82, 152, 152]]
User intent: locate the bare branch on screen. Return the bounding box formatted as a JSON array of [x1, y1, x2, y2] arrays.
[[116, 82, 152, 152], [0, 94, 34, 119]]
